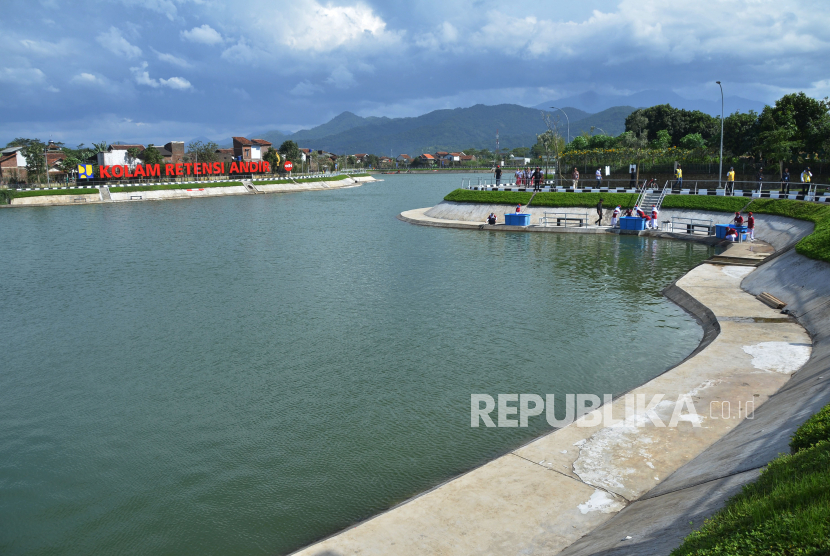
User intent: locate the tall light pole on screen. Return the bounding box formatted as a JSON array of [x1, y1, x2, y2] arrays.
[[550, 107, 570, 143], [716, 81, 724, 191]]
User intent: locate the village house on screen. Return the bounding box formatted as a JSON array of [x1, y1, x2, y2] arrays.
[[0, 146, 27, 183], [395, 154, 412, 164], [147, 141, 184, 164], [418, 153, 436, 164]]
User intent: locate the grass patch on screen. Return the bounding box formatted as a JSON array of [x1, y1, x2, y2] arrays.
[[671, 440, 830, 555], [109, 182, 242, 193], [661, 195, 749, 213], [672, 403, 830, 556], [12, 188, 99, 198], [790, 402, 830, 453], [253, 174, 351, 185], [443, 189, 639, 208], [746, 199, 830, 263]]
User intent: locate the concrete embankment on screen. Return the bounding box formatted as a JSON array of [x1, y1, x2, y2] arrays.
[[4, 175, 375, 207], [291, 203, 826, 556]]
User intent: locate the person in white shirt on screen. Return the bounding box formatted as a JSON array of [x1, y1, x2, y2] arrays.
[[595, 168, 602, 182], [651, 205, 659, 229], [611, 205, 621, 228], [801, 167, 813, 195], [515, 168, 522, 185]]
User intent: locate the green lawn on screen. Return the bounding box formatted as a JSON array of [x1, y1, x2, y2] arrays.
[[745, 199, 830, 263], [444, 189, 639, 209], [109, 182, 242, 193], [10, 188, 100, 198], [671, 403, 830, 556], [253, 174, 350, 185], [661, 195, 749, 213]]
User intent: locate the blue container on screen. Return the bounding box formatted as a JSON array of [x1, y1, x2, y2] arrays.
[[504, 213, 530, 226], [728, 224, 748, 241], [620, 216, 646, 231]]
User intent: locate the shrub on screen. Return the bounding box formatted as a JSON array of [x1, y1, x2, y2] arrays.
[[790, 403, 830, 453]]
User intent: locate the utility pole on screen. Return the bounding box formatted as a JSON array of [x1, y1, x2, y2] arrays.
[[716, 81, 724, 192], [550, 107, 570, 144]]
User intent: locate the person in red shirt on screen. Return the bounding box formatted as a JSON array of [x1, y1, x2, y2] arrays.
[[747, 212, 755, 241], [734, 211, 744, 225]]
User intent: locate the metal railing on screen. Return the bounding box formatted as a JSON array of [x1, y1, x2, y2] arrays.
[[539, 211, 590, 227], [669, 217, 715, 235]]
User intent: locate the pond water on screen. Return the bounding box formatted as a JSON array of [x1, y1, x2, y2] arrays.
[[0, 174, 714, 555]]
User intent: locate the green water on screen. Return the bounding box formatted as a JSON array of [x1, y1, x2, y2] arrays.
[[0, 174, 714, 555]]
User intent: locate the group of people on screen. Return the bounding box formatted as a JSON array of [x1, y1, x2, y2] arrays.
[[512, 167, 546, 190], [604, 201, 660, 229], [725, 211, 756, 241], [721, 166, 814, 196]]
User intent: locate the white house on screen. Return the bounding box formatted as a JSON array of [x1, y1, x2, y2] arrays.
[[97, 144, 145, 168]]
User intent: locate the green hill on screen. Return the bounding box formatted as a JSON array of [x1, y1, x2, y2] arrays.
[[251, 103, 635, 155]]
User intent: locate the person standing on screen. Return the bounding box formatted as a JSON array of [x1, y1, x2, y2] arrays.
[[651, 205, 659, 229], [747, 211, 755, 241], [515, 167, 522, 186], [674, 164, 683, 189], [756, 168, 764, 192], [494, 165, 502, 187], [781, 167, 790, 194], [727, 166, 736, 194], [515, 203, 522, 213], [629, 169, 637, 189], [596, 198, 604, 225], [595, 167, 602, 184], [734, 211, 744, 226], [572, 167, 579, 189], [801, 167, 812, 195]]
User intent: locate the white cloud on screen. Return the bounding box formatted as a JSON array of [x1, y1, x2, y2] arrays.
[[96, 27, 142, 58], [181, 24, 224, 45], [220, 40, 265, 65], [70, 72, 108, 86], [130, 61, 192, 90], [0, 67, 46, 85], [151, 48, 191, 67], [290, 80, 323, 96], [46, 85, 60, 92], [325, 65, 356, 89]]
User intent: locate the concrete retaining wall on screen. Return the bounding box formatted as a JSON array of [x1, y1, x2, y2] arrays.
[[10, 193, 102, 206], [109, 185, 250, 201], [423, 201, 814, 251]]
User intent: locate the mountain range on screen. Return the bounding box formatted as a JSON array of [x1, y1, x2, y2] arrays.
[[183, 90, 766, 156], [205, 104, 637, 156], [533, 90, 765, 117]]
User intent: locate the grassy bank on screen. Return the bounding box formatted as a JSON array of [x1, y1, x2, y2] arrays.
[[745, 199, 830, 263], [8, 188, 100, 198], [671, 403, 830, 555], [253, 174, 351, 185], [444, 189, 639, 208], [109, 182, 242, 193]]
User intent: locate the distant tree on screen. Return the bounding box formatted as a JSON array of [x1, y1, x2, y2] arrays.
[[511, 147, 530, 157], [567, 135, 589, 151], [22, 140, 47, 184], [6, 138, 42, 148], [142, 144, 165, 166], [651, 130, 672, 150], [366, 154, 380, 168], [126, 147, 143, 166], [679, 133, 707, 150], [278, 140, 301, 166], [186, 141, 219, 164], [263, 148, 281, 173]]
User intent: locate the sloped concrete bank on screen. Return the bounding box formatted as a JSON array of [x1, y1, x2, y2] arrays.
[[289, 209, 820, 555], [3, 176, 375, 207]]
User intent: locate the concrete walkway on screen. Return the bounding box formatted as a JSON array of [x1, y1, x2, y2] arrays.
[[292, 240, 812, 555]]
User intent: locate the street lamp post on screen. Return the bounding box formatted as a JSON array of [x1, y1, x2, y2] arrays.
[[716, 81, 724, 192], [550, 106, 570, 143]]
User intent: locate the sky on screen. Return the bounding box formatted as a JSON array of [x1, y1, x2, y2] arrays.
[[2, 0, 829, 147]]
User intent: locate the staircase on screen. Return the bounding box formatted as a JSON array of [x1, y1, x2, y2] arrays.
[[242, 179, 257, 194], [637, 180, 669, 212], [99, 186, 112, 202]]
